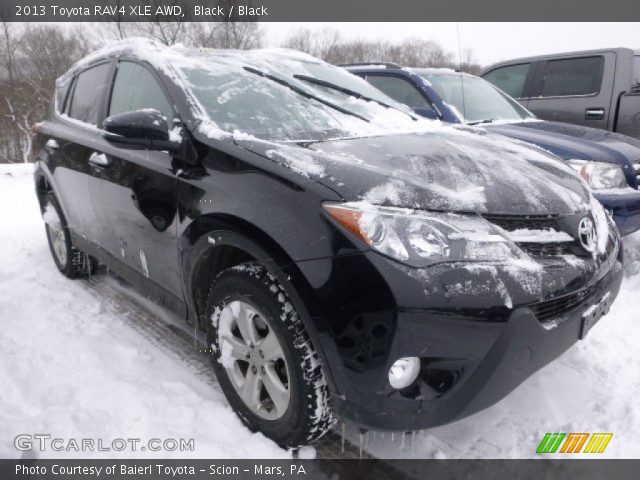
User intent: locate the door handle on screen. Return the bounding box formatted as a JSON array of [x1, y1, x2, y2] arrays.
[[45, 139, 59, 152], [585, 108, 605, 120], [89, 152, 109, 168]]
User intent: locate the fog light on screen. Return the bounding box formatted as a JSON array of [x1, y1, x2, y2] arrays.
[[388, 357, 421, 389]]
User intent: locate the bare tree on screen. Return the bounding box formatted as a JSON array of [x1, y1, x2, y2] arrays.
[[281, 28, 479, 72], [188, 22, 263, 49], [282, 28, 343, 63], [0, 21, 21, 162], [0, 24, 94, 163], [457, 47, 482, 75]]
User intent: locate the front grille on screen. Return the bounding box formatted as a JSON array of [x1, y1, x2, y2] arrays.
[[483, 214, 558, 232], [517, 242, 575, 257], [528, 281, 599, 322], [483, 214, 585, 258]]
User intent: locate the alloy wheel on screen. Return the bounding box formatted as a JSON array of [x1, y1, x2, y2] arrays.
[[216, 300, 291, 420]]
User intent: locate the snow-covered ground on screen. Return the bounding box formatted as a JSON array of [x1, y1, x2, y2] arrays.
[[0, 164, 288, 459], [1, 163, 639, 459]]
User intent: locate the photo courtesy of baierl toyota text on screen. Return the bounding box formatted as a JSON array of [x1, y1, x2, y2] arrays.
[[1, 0, 639, 479]]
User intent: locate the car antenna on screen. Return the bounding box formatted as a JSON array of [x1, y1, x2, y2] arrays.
[[456, 23, 467, 122]]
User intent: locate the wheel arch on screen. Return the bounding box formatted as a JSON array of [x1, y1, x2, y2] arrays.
[[182, 213, 337, 391]]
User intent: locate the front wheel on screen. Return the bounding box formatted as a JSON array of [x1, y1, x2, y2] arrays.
[[206, 264, 335, 447]]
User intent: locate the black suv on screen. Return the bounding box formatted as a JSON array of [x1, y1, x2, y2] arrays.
[[32, 39, 623, 447]]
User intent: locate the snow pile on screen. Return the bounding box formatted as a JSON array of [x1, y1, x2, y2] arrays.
[[506, 228, 573, 244], [42, 203, 59, 226], [265, 148, 326, 178]]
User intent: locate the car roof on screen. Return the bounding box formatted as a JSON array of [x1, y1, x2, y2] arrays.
[[481, 47, 637, 74], [57, 38, 323, 87]]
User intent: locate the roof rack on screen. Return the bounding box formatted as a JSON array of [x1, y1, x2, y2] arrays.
[[337, 62, 402, 69]]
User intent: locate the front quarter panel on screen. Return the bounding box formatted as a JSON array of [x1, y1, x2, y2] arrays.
[[176, 138, 348, 263]]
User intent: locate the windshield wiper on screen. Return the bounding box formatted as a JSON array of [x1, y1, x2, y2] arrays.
[[293, 74, 416, 120], [243, 66, 369, 122], [467, 119, 495, 125]]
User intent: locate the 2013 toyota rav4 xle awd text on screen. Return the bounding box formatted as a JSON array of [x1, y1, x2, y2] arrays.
[[31, 39, 623, 447]]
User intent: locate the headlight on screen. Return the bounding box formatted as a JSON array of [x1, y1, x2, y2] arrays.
[[323, 202, 522, 267], [566, 160, 627, 190]]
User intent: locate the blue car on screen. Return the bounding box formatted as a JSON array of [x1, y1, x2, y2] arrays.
[[346, 64, 640, 236]]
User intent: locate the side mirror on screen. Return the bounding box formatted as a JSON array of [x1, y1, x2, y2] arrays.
[[103, 109, 180, 151], [413, 107, 440, 120]]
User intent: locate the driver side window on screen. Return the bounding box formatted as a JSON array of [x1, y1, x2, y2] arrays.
[[109, 61, 174, 125]]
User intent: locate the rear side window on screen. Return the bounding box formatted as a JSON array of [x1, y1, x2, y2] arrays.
[[365, 75, 432, 109], [109, 61, 174, 124], [67, 63, 111, 125], [540, 56, 604, 97], [483, 63, 531, 98]]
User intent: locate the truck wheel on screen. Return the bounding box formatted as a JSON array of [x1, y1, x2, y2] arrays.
[[206, 263, 335, 447], [43, 192, 97, 278]]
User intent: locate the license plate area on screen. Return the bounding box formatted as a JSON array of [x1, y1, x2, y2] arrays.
[[579, 291, 612, 339]]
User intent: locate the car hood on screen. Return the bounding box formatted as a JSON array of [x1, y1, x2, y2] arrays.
[[486, 121, 640, 166], [236, 128, 590, 216]]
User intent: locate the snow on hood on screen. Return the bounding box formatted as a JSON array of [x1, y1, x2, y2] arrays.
[[238, 127, 591, 216]]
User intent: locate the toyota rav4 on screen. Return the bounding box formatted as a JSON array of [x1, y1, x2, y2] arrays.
[[32, 39, 623, 447]]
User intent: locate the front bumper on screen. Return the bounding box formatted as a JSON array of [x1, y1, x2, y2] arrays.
[[330, 258, 623, 430], [594, 189, 640, 236], [322, 240, 622, 430]]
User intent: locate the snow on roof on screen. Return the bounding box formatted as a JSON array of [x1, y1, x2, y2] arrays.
[[59, 38, 443, 141]]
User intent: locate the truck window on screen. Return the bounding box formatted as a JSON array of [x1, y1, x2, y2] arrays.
[[483, 63, 531, 98], [365, 75, 432, 110], [540, 56, 604, 97], [634, 56, 640, 83], [67, 63, 111, 125], [109, 61, 174, 125]]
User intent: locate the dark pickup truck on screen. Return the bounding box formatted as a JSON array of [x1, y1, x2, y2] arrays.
[[481, 48, 640, 139]]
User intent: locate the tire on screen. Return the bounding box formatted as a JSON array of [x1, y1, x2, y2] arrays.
[[43, 192, 98, 278], [206, 263, 336, 447]]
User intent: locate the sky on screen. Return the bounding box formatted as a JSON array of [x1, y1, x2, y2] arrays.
[[264, 22, 640, 66]]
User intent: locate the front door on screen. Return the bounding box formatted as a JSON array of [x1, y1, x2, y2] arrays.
[[90, 59, 184, 310]]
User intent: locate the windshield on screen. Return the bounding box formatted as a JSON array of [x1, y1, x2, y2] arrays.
[[176, 50, 421, 141], [422, 73, 535, 124]]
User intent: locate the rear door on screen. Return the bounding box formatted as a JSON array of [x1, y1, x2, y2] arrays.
[[50, 61, 113, 245], [482, 62, 535, 108], [91, 59, 183, 304], [526, 53, 616, 129]]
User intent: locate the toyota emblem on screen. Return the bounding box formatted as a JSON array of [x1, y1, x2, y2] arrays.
[[578, 217, 597, 252]]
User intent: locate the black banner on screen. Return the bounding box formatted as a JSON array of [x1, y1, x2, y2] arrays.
[[1, 459, 640, 480], [2, 0, 640, 22]]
